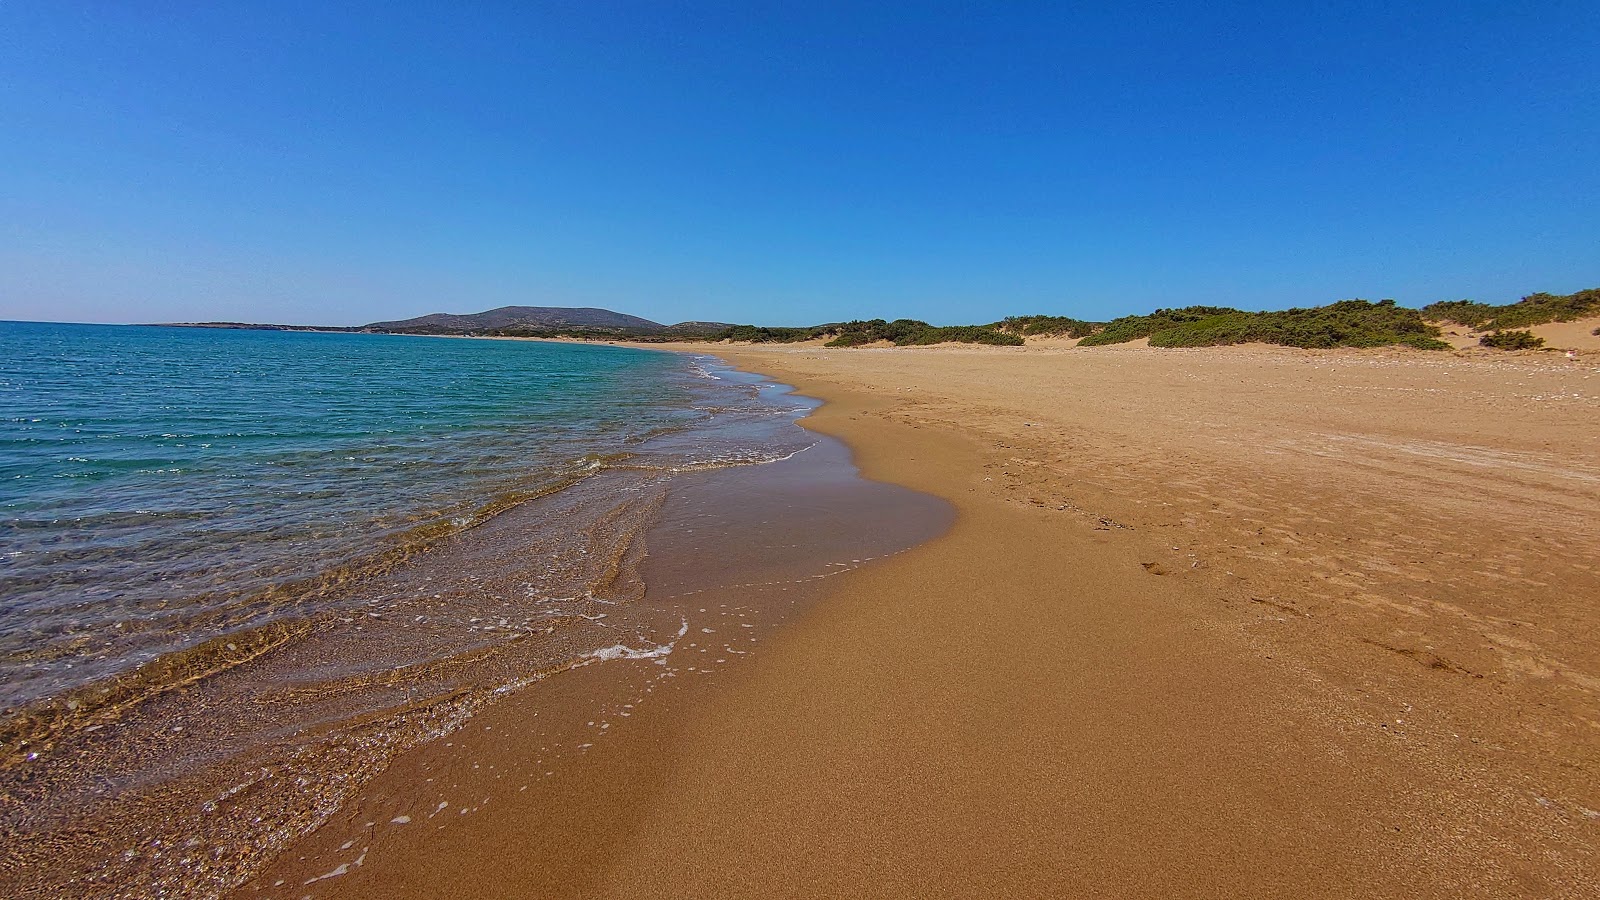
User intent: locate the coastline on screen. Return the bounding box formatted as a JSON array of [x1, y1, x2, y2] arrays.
[[4, 340, 949, 900], [232, 356, 954, 899], [242, 340, 1599, 898], [638, 342, 1598, 897]]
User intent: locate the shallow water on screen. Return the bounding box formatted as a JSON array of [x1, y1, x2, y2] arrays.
[[0, 324, 738, 710], [0, 325, 951, 899]]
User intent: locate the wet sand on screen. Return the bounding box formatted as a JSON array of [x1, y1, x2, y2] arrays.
[[237, 403, 950, 899], [244, 341, 1599, 898]]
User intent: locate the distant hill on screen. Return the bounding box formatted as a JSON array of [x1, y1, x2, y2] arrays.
[[153, 307, 732, 340], [154, 322, 362, 333], [364, 306, 665, 334]]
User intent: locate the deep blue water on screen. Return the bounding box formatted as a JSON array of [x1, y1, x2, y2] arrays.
[[0, 323, 722, 707]]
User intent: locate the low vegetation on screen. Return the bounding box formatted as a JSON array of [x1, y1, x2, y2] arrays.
[[822, 319, 1023, 347], [996, 315, 1100, 338], [711, 324, 821, 343], [699, 286, 1596, 351], [1001, 301, 1447, 350], [1478, 330, 1545, 350], [1145, 301, 1449, 350], [1076, 306, 1242, 346], [1422, 288, 1600, 330], [710, 319, 1022, 347]]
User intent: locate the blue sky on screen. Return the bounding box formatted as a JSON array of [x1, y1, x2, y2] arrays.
[[1, 2, 1596, 327]]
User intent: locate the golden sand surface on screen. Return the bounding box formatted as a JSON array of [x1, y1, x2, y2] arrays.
[[241, 341, 1599, 899]]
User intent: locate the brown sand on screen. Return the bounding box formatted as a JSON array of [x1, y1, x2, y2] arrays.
[[243, 342, 1599, 899]]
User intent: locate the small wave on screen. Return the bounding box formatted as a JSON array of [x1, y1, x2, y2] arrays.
[[671, 440, 819, 471], [584, 619, 688, 663], [0, 618, 309, 768], [610, 440, 819, 475], [0, 452, 637, 748]]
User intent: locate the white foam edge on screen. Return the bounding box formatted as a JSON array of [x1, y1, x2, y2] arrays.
[[583, 619, 689, 664]]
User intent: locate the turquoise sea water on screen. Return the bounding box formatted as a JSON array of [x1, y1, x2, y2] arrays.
[[0, 320, 950, 899], [0, 322, 757, 710]]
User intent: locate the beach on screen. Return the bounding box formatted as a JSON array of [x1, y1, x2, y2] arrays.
[[10, 4, 1597, 897], [0, 330, 946, 899], [239, 340, 1599, 898]]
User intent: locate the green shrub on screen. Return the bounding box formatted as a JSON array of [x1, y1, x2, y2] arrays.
[[1142, 302, 1443, 350], [1424, 288, 1600, 330], [1479, 330, 1545, 350], [1418, 300, 1497, 328], [710, 324, 826, 343], [1077, 306, 1240, 346], [999, 315, 1101, 338], [823, 329, 876, 347], [1073, 300, 1448, 350], [911, 325, 1024, 346], [712, 290, 1600, 352], [819, 318, 1022, 347]]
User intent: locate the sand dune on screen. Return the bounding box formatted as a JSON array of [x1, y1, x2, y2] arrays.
[[1435, 315, 1600, 351]]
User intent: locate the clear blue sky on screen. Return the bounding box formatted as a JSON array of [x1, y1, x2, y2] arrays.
[[1, 2, 1595, 327]]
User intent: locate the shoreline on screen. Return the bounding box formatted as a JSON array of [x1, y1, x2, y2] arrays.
[[232, 355, 953, 899], [242, 340, 1597, 898], [644, 342, 1599, 897], [5, 345, 950, 900]]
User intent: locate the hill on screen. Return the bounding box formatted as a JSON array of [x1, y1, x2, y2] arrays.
[[364, 306, 665, 334]]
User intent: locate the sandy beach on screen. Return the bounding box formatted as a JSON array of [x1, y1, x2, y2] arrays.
[[243, 340, 1600, 899], [11, 5, 1597, 897]]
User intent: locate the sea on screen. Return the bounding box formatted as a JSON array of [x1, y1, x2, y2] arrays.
[[0, 321, 950, 898]]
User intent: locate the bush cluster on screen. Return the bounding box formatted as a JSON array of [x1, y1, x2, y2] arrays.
[[712, 325, 821, 343], [1142, 300, 1449, 350], [997, 315, 1101, 338], [1075, 306, 1240, 346], [711, 319, 1021, 347], [1478, 330, 1545, 350], [709, 287, 1596, 351], [822, 319, 1022, 347], [1423, 288, 1600, 330]]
